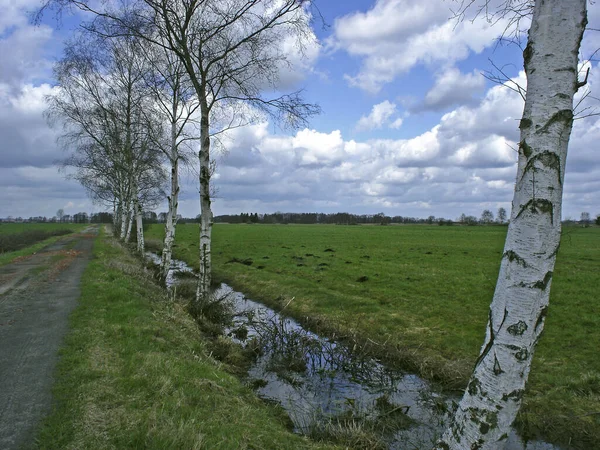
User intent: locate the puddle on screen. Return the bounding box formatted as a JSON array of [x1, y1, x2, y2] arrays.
[[147, 252, 561, 449]]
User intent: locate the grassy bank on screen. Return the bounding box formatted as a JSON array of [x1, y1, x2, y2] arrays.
[[34, 230, 338, 450], [0, 223, 86, 267], [146, 223, 600, 448]]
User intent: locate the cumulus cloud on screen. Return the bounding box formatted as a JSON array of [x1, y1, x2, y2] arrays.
[[0, 25, 54, 89], [328, 0, 509, 93], [417, 67, 486, 111], [206, 67, 600, 219], [0, 83, 63, 169], [275, 32, 321, 89], [2, 1, 599, 221], [355, 100, 401, 131]]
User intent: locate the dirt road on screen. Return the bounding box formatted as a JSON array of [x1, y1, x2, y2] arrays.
[[0, 227, 97, 450]]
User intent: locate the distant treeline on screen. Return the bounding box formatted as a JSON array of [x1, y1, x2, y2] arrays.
[[4, 211, 598, 226], [214, 212, 453, 225]]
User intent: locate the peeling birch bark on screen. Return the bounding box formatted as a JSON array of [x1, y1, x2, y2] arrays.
[[437, 1, 587, 448]]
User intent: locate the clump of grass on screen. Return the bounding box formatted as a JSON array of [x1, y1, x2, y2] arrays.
[[267, 350, 307, 375], [188, 290, 235, 326], [565, 372, 600, 397], [144, 238, 163, 253], [226, 257, 253, 266], [304, 407, 391, 450]]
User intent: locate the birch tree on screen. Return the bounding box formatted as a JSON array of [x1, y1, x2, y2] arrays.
[[140, 0, 319, 303], [139, 38, 199, 282], [436, 1, 588, 448], [48, 27, 165, 250], [38, 0, 319, 302]]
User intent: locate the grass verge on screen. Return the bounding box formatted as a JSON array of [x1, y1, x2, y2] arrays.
[[145, 223, 600, 449], [34, 229, 338, 450]]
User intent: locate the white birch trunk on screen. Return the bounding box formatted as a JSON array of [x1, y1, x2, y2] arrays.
[[133, 196, 144, 254], [160, 117, 179, 283], [437, 1, 587, 448], [135, 209, 144, 253], [120, 203, 128, 240], [124, 204, 134, 243], [196, 101, 212, 303], [112, 200, 119, 236]]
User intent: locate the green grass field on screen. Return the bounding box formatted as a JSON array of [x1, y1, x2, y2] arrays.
[[146, 223, 600, 447], [0, 223, 86, 266], [35, 229, 339, 450]]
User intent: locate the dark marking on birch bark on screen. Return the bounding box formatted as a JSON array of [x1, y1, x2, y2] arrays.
[[507, 321, 528, 336], [519, 118, 532, 130], [554, 67, 576, 73], [502, 389, 525, 402], [504, 250, 528, 267], [533, 271, 553, 290], [483, 411, 498, 435], [493, 354, 504, 375], [479, 421, 490, 434], [535, 306, 549, 332], [519, 139, 533, 159], [467, 377, 482, 396], [451, 418, 464, 443], [521, 151, 562, 185], [466, 408, 499, 437], [537, 109, 573, 134], [516, 199, 554, 225], [514, 348, 529, 361], [547, 242, 561, 259], [474, 310, 495, 369], [498, 308, 509, 330], [523, 43, 534, 69]]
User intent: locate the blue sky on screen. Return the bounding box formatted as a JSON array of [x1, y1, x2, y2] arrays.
[[1, 0, 599, 221]]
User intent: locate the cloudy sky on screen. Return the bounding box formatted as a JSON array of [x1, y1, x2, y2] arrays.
[[1, 0, 599, 221]]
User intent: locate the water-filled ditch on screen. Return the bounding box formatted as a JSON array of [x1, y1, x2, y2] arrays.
[[147, 253, 560, 449]]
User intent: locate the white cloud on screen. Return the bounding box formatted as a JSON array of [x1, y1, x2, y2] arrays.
[[389, 117, 404, 129], [293, 129, 345, 166], [355, 100, 399, 131], [204, 67, 600, 220], [419, 67, 486, 111], [0, 83, 63, 169], [1, 1, 599, 222], [0, 24, 54, 88], [275, 32, 321, 89], [329, 0, 510, 93]]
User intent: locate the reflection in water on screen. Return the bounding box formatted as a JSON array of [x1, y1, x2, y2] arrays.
[[147, 253, 560, 450]]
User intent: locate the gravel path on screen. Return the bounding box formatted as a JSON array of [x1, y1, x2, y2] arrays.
[[0, 227, 97, 450]]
